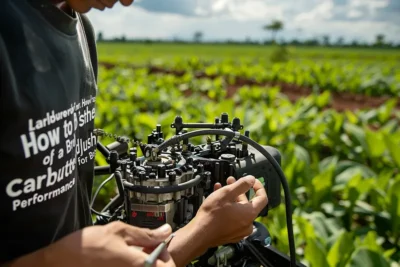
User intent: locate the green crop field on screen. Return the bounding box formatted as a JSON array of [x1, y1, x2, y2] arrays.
[[93, 42, 400, 267], [97, 43, 400, 63]]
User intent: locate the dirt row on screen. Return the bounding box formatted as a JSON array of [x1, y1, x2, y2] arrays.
[[100, 62, 400, 112]]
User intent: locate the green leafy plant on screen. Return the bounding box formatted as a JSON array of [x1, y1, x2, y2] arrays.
[[92, 50, 400, 266]]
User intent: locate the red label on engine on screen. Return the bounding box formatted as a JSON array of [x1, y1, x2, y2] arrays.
[[130, 211, 166, 229], [144, 212, 165, 220]]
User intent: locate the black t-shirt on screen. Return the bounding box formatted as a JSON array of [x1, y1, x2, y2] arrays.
[[0, 0, 98, 263]]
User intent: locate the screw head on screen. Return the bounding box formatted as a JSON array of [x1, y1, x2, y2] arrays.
[[264, 237, 271, 246]]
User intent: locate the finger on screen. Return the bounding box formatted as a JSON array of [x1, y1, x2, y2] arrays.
[[214, 183, 222, 191], [108, 221, 172, 247], [245, 224, 255, 238], [120, 0, 134, 6], [92, 0, 106, 10], [99, 0, 118, 8], [140, 249, 176, 267], [157, 248, 174, 265], [155, 257, 176, 267], [142, 246, 173, 263], [226, 177, 248, 203], [237, 191, 249, 203], [226, 177, 236, 185], [222, 175, 255, 201], [249, 179, 268, 212], [126, 246, 176, 267]]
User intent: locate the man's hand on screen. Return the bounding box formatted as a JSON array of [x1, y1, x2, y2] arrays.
[[167, 175, 267, 267], [194, 175, 268, 246], [8, 222, 176, 267]]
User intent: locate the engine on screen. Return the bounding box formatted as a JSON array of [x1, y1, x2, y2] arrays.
[[95, 113, 282, 231], [92, 112, 302, 267]]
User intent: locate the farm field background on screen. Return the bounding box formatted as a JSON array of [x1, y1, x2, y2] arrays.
[[93, 42, 400, 267]]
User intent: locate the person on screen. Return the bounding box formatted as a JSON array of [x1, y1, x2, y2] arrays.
[[0, 0, 268, 266]]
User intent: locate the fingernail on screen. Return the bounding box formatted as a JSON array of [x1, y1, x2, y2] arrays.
[[155, 224, 172, 234]]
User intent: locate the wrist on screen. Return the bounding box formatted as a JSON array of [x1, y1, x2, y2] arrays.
[[168, 218, 212, 267]]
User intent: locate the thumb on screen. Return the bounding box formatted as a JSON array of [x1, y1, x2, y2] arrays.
[[153, 223, 173, 237], [111, 222, 172, 247], [136, 224, 172, 247]]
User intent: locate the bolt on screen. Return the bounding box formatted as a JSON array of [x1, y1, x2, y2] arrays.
[[264, 237, 271, 246]]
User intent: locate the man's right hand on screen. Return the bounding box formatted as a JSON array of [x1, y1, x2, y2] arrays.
[[165, 175, 268, 267], [7, 221, 176, 267], [192, 175, 268, 247]]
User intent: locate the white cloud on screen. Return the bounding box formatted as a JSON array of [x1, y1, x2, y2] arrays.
[[294, 1, 335, 22], [85, 0, 400, 43]]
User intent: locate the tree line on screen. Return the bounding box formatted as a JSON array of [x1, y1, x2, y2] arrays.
[[96, 20, 400, 48]]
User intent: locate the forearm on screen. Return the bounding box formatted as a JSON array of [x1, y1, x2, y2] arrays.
[[2, 249, 47, 267], [167, 220, 211, 267]]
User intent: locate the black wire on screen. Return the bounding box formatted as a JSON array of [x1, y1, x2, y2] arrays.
[[154, 129, 297, 267], [244, 241, 274, 267], [91, 208, 111, 218], [90, 174, 115, 218]]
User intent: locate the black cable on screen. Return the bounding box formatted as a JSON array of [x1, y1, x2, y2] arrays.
[[90, 174, 114, 217], [154, 129, 297, 267], [91, 174, 115, 208], [91, 208, 111, 218], [101, 194, 124, 213], [244, 241, 274, 267], [123, 174, 202, 193]]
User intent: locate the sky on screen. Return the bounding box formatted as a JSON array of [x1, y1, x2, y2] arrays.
[[86, 0, 400, 44]]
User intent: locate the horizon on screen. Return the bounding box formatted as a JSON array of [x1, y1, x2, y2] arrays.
[[86, 0, 400, 45]]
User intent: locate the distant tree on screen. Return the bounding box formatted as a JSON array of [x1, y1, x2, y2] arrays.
[[322, 35, 330, 46], [193, 31, 203, 43], [304, 38, 320, 46], [375, 34, 385, 46], [289, 39, 301, 45], [263, 20, 284, 44], [351, 39, 359, 47], [97, 31, 104, 42], [336, 36, 344, 46], [245, 36, 252, 44]]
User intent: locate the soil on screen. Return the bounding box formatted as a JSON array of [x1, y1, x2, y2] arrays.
[[99, 62, 400, 112]]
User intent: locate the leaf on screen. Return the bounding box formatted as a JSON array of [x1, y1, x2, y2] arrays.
[[387, 178, 400, 234], [327, 230, 355, 267], [335, 166, 367, 188], [304, 237, 329, 267], [315, 90, 332, 107], [311, 165, 334, 207], [355, 231, 383, 253], [308, 212, 331, 241], [383, 132, 400, 167], [335, 161, 376, 177], [319, 155, 339, 172], [295, 144, 311, 165], [378, 98, 397, 123], [343, 123, 368, 153], [348, 248, 390, 267], [365, 128, 386, 157], [135, 113, 159, 130], [345, 110, 358, 124]]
